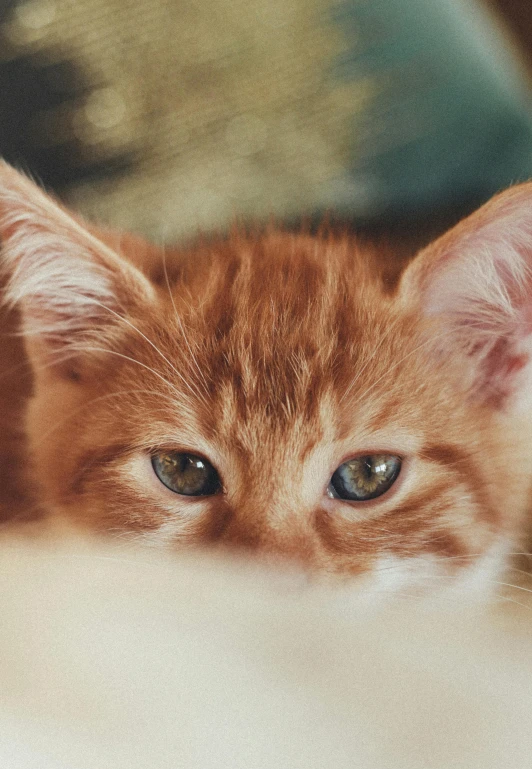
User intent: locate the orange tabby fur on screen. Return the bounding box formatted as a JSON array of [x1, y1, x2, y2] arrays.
[[1, 162, 532, 590]]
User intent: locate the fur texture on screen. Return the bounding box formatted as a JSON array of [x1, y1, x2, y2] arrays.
[[1, 162, 532, 590]]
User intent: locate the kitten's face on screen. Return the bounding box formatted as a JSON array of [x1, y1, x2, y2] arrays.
[[2, 163, 532, 588]]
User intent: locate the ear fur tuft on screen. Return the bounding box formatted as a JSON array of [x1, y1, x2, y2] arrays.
[[0, 161, 154, 350], [400, 183, 532, 405]]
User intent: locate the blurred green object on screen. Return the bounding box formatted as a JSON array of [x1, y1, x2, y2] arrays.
[[328, 0, 532, 218]]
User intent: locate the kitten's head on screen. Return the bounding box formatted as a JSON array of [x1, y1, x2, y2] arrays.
[[2, 162, 532, 590]]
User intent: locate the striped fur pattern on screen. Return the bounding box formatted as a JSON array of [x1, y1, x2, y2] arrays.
[[1, 162, 532, 589]]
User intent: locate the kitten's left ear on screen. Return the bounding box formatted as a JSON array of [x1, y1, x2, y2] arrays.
[[399, 183, 532, 407], [0, 161, 155, 364]]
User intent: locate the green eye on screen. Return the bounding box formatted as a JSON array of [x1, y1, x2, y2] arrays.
[[152, 452, 221, 496], [328, 455, 401, 502]]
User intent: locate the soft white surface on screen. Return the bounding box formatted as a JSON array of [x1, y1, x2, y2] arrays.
[[0, 536, 531, 769]]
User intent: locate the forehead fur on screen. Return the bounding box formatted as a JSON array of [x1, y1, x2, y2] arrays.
[[140, 230, 411, 431]]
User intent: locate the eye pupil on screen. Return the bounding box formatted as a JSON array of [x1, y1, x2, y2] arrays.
[[152, 452, 221, 496], [329, 455, 401, 502]]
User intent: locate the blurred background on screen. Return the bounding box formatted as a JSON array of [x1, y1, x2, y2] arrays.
[[0, 0, 531, 246]]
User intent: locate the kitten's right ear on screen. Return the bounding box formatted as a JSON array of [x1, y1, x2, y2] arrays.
[[0, 162, 155, 365], [399, 183, 532, 407]]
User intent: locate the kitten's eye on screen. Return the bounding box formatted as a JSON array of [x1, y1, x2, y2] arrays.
[[151, 452, 221, 496], [328, 455, 401, 501]]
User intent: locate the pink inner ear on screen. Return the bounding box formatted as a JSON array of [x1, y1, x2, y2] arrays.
[[0, 163, 157, 357], [479, 339, 528, 408], [403, 183, 532, 407], [425, 256, 532, 406]]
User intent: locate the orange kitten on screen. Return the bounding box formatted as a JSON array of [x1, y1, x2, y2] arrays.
[[1, 162, 531, 591]]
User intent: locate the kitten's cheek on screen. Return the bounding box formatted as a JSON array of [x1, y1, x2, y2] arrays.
[[322, 496, 389, 522]]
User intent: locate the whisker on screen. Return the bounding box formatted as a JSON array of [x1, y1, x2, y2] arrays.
[[492, 593, 532, 612], [339, 314, 403, 405], [65, 346, 186, 400], [344, 324, 460, 408], [44, 289, 208, 406], [161, 246, 210, 396], [413, 571, 532, 598], [30, 388, 183, 448]]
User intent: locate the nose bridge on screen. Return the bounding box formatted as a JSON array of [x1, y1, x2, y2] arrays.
[[221, 471, 318, 560], [218, 422, 323, 558]]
